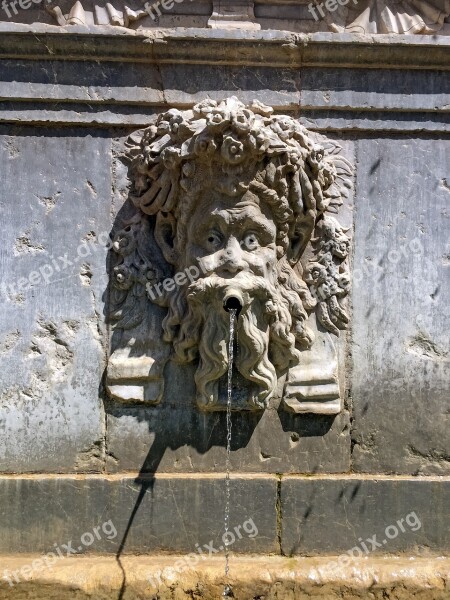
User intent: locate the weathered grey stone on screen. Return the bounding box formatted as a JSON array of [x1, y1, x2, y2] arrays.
[[158, 64, 301, 109], [351, 136, 450, 474], [0, 126, 111, 472], [300, 67, 450, 112], [281, 476, 450, 555], [0, 19, 448, 564], [0, 475, 277, 553], [1, 475, 449, 556], [105, 401, 351, 474], [0, 59, 165, 104], [1, 26, 450, 70]]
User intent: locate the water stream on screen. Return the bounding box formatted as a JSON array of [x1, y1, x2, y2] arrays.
[[223, 308, 237, 598]]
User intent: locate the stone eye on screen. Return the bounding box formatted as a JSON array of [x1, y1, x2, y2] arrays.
[[242, 233, 259, 251], [206, 232, 222, 250]]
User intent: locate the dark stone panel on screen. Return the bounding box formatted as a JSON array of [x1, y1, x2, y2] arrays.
[[351, 136, 450, 474], [301, 68, 450, 112], [281, 477, 450, 555], [0, 59, 164, 104], [2, 476, 448, 556], [159, 64, 301, 109], [0, 476, 277, 554]]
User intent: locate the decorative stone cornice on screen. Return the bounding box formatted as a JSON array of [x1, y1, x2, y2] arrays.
[[0, 25, 449, 70], [0, 26, 448, 129]]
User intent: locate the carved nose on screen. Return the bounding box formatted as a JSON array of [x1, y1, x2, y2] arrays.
[[222, 241, 245, 273], [223, 260, 241, 273]]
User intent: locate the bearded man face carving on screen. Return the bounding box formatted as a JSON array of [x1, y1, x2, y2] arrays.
[[168, 188, 302, 411], [109, 97, 352, 412], [153, 165, 317, 410]]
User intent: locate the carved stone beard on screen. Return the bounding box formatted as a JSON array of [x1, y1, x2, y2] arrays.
[[162, 271, 304, 411]]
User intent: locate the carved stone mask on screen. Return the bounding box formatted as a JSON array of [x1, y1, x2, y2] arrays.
[[107, 97, 353, 413]]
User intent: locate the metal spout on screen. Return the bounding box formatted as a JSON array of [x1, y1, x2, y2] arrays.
[[223, 290, 243, 317]]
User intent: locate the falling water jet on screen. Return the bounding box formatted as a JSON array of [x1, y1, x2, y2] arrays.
[[222, 303, 238, 599]]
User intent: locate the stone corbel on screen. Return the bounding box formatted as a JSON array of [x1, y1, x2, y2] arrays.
[[283, 330, 341, 415]]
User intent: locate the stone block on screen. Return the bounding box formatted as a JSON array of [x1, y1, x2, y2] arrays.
[[0, 475, 277, 554], [0, 127, 111, 472], [351, 137, 450, 474], [281, 476, 450, 555]]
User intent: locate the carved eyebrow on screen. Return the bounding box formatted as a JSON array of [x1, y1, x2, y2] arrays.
[[208, 212, 229, 224], [236, 216, 276, 238], [210, 207, 273, 229], [195, 213, 228, 233], [242, 217, 273, 231], [194, 211, 276, 238]]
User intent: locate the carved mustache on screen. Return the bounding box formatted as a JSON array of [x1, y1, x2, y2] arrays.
[[186, 272, 279, 318]]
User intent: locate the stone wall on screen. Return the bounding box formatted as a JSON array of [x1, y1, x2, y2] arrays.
[[0, 25, 449, 564]]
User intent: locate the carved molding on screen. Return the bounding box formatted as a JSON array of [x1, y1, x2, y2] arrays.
[[43, 0, 450, 34], [323, 0, 450, 34], [106, 97, 354, 414]]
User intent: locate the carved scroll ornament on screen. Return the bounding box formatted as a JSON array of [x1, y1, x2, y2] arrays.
[[107, 97, 353, 414]]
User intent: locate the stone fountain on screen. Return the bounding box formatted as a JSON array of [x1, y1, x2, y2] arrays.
[[106, 96, 353, 416]]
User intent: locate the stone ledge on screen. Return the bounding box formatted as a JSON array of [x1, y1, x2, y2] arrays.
[[0, 555, 449, 599], [0, 26, 449, 69], [0, 30, 448, 131], [0, 475, 449, 555]]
